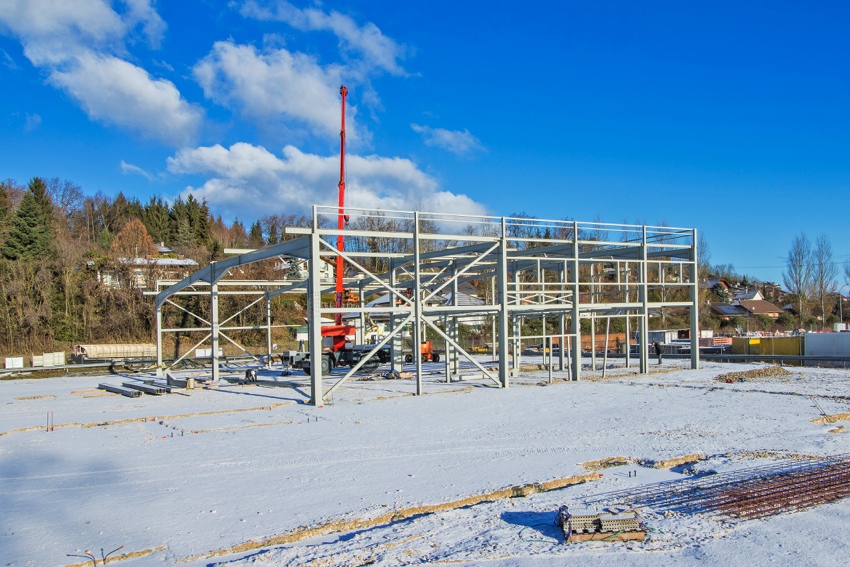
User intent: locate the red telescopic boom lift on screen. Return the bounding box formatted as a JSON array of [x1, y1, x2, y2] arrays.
[[286, 86, 389, 375], [335, 85, 347, 325]]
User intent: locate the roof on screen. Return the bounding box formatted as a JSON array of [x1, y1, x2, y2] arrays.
[[701, 277, 730, 290], [442, 292, 485, 307], [731, 289, 762, 301], [711, 303, 746, 317], [737, 299, 784, 315], [119, 257, 199, 267]]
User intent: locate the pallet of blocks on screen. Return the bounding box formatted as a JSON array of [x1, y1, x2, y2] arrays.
[[556, 506, 645, 543]]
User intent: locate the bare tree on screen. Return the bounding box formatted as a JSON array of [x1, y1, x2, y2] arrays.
[[697, 231, 711, 280], [812, 235, 837, 329], [782, 233, 813, 327]]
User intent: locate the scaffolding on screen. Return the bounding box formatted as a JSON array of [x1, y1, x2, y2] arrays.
[[154, 206, 699, 406]]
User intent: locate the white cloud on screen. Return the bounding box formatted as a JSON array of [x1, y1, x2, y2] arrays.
[[120, 159, 154, 180], [194, 40, 362, 142], [240, 0, 407, 76], [24, 113, 41, 132], [1, 48, 19, 70], [0, 0, 200, 146], [167, 142, 487, 218], [122, 0, 166, 47], [49, 51, 202, 146], [411, 124, 485, 156], [0, 0, 124, 47]]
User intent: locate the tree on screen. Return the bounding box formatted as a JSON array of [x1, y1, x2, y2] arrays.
[[2, 177, 54, 260], [782, 233, 813, 326], [110, 218, 156, 259], [812, 235, 836, 330], [697, 231, 711, 279], [0, 181, 11, 246], [142, 196, 170, 245], [46, 177, 84, 235], [248, 220, 264, 248]]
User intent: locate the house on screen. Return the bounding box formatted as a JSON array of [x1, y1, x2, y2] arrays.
[[736, 299, 784, 319], [347, 290, 445, 324], [700, 277, 731, 291], [710, 303, 747, 320], [96, 257, 199, 290], [273, 257, 336, 282], [442, 291, 488, 328], [731, 289, 763, 302]]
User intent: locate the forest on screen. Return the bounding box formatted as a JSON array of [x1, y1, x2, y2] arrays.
[[0, 176, 310, 357]]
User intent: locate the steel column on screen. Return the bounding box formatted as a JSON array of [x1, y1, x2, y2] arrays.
[[309, 212, 324, 406], [690, 228, 700, 370], [497, 218, 510, 388]]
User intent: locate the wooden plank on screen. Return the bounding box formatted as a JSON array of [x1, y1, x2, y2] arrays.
[[565, 530, 645, 543]]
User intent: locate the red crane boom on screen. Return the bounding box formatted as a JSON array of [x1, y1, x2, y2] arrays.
[[334, 85, 347, 325]]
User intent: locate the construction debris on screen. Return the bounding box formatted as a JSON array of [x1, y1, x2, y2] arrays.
[[98, 383, 142, 398], [715, 365, 792, 383]]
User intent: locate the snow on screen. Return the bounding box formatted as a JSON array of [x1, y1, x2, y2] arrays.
[[2, 358, 849, 566]]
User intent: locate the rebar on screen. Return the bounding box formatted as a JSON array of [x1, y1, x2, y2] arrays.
[[590, 454, 850, 520]]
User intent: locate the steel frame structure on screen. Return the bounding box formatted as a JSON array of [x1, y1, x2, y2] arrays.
[[154, 205, 699, 406]]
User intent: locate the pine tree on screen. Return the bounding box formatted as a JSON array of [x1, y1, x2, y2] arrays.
[[2, 177, 54, 260], [142, 196, 170, 245], [0, 181, 11, 246], [248, 220, 265, 248]]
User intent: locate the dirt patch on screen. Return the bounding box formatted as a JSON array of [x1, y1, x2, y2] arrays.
[[812, 412, 850, 425], [582, 456, 633, 470], [715, 365, 792, 383], [64, 545, 164, 567], [650, 453, 705, 469], [177, 472, 602, 563]]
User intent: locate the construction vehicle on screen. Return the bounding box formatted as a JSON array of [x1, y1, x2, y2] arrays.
[[298, 325, 390, 375], [288, 86, 391, 377], [404, 340, 440, 363]]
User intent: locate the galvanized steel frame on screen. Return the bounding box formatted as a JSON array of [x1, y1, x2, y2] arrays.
[[154, 205, 699, 406]]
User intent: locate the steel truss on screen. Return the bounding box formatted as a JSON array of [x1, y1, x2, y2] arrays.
[[154, 206, 699, 406]]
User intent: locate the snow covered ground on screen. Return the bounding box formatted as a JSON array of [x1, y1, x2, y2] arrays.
[[2, 358, 849, 566]]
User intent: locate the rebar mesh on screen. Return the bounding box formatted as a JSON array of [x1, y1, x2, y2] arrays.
[[589, 454, 850, 520]]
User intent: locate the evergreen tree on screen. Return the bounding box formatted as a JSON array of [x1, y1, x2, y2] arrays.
[[0, 181, 11, 245], [174, 214, 194, 248], [2, 177, 54, 260], [107, 192, 130, 233], [248, 220, 264, 248], [142, 196, 170, 245], [127, 197, 144, 224], [169, 197, 190, 245], [196, 199, 212, 245]]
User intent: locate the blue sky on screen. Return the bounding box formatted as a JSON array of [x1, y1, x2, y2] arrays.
[[1, 1, 848, 285]]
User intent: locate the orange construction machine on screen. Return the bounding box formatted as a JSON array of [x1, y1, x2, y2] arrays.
[[405, 340, 440, 363]]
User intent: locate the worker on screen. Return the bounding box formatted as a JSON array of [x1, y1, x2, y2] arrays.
[[653, 341, 662, 365]]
